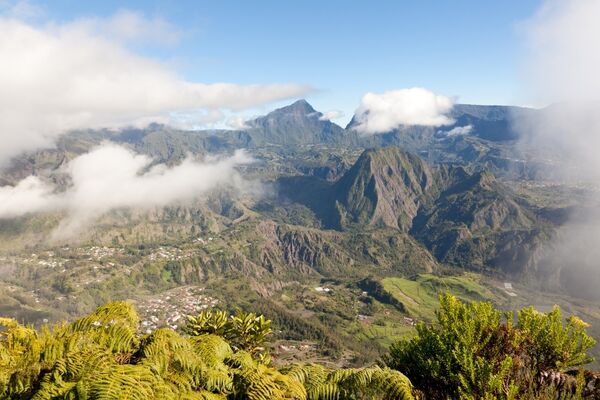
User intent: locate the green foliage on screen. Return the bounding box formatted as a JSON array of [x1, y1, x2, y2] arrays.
[[381, 273, 495, 321], [518, 306, 596, 371], [0, 302, 415, 400], [250, 299, 345, 358], [357, 278, 406, 313], [385, 294, 597, 399], [185, 310, 272, 355], [283, 364, 414, 400]]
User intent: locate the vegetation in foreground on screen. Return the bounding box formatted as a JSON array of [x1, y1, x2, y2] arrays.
[[386, 294, 599, 399], [0, 302, 412, 400], [1, 294, 599, 399]]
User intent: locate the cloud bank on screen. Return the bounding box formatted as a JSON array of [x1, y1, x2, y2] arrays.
[[352, 88, 454, 134], [0, 144, 253, 236], [523, 0, 600, 105], [0, 15, 310, 164], [225, 116, 250, 130], [517, 0, 600, 299], [518, 0, 600, 181]]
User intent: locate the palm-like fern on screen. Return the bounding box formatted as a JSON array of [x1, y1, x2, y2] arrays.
[[185, 310, 272, 355], [0, 302, 415, 400], [227, 351, 306, 400], [283, 364, 414, 400]]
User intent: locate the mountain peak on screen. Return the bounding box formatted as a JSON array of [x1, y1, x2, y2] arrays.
[[274, 99, 316, 115], [332, 147, 436, 230], [245, 99, 352, 145]]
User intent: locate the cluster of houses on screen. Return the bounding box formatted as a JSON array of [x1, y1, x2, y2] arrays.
[[135, 286, 219, 333], [147, 246, 190, 261], [80, 246, 124, 259]]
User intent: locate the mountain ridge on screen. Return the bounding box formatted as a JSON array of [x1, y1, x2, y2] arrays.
[[245, 99, 354, 146]]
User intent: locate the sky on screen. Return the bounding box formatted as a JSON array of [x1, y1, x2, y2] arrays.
[[0, 0, 542, 126]]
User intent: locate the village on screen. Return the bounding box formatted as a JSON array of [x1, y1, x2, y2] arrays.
[[132, 286, 219, 333]]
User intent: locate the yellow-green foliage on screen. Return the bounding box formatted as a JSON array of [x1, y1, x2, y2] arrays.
[[185, 310, 272, 355], [385, 294, 597, 400], [283, 364, 414, 400], [0, 302, 414, 400]]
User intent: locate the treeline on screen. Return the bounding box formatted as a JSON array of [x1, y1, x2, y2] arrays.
[[357, 277, 406, 312], [1, 295, 599, 399], [251, 299, 345, 357]]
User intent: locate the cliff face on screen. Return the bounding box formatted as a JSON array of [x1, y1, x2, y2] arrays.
[[254, 220, 437, 277], [409, 170, 543, 270], [414, 171, 535, 234], [331, 147, 437, 231], [320, 146, 549, 274]]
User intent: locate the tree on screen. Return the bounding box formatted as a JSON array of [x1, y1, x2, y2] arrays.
[[384, 294, 597, 399], [184, 310, 272, 355]]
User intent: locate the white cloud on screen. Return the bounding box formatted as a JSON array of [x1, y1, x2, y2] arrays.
[[0, 175, 59, 218], [0, 0, 43, 20], [516, 0, 600, 298], [0, 16, 310, 164], [437, 125, 473, 137], [318, 110, 345, 121], [71, 9, 182, 46], [518, 0, 600, 180], [0, 144, 254, 236], [226, 115, 250, 130], [523, 0, 600, 105], [352, 88, 455, 134]]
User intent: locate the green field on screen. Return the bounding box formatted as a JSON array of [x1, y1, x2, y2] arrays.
[[382, 273, 500, 322]]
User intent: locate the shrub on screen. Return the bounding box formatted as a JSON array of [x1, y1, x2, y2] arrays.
[[385, 294, 596, 399]]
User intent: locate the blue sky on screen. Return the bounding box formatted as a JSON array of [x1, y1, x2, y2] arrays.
[[1, 0, 543, 127], [33, 1, 542, 121]]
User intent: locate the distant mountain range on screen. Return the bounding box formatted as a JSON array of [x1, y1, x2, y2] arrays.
[[245, 99, 351, 146], [0, 99, 587, 295], [248, 99, 536, 148], [277, 146, 550, 276], [2, 98, 599, 365], [2, 98, 559, 184], [240, 100, 552, 180]]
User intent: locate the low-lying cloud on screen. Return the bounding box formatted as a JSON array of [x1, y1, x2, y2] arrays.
[[318, 110, 345, 121], [437, 125, 473, 137], [523, 0, 600, 105], [518, 0, 600, 181], [517, 0, 600, 299], [225, 116, 250, 130], [0, 14, 310, 164], [0, 144, 254, 236], [352, 88, 455, 134]]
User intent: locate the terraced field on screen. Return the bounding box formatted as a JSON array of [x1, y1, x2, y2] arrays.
[[382, 273, 503, 321]]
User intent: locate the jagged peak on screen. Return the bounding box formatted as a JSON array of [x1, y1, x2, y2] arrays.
[[353, 146, 429, 172], [269, 99, 316, 115], [244, 98, 349, 145], [338, 147, 433, 192], [332, 146, 436, 231]]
